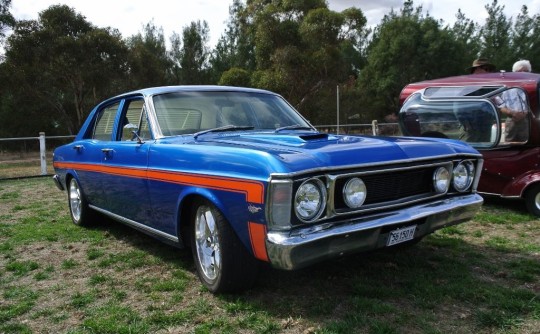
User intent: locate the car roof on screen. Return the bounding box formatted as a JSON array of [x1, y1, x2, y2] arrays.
[[399, 72, 540, 105], [113, 85, 276, 100]]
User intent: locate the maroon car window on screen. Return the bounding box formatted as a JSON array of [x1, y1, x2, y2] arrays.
[[400, 88, 531, 148]]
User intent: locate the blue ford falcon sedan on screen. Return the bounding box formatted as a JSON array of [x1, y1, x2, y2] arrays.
[[53, 86, 484, 293]]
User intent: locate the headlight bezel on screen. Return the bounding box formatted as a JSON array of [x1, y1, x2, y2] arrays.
[[342, 177, 367, 208], [452, 160, 475, 192], [294, 178, 327, 223], [433, 166, 451, 194]]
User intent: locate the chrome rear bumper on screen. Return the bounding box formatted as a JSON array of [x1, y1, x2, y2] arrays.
[[266, 193, 483, 270]]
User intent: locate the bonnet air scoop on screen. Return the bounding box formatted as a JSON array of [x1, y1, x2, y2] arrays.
[[299, 133, 329, 140]]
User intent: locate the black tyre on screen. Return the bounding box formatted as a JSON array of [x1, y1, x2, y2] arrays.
[[191, 199, 258, 293], [67, 177, 93, 226], [524, 183, 540, 217]]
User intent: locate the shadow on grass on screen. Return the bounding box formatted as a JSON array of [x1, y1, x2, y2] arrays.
[[88, 210, 539, 333]]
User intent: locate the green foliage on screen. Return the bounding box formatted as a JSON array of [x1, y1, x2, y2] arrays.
[[219, 67, 251, 86], [0, 0, 15, 43], [1, 0, 539, 137], [0, 5, 128, 136], [126, 21, 172, 89], [173, 20, 211, 84]]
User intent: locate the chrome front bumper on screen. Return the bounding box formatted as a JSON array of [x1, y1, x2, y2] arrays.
[[52, 174, 64, 191], [266, 193, 483, 270]]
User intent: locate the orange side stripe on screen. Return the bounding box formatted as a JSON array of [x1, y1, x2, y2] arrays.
[[248, 222, 269, 262], [54, 162, 264, 204]]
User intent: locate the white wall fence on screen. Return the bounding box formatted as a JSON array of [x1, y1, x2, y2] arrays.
[[0, 123, 401, 179]]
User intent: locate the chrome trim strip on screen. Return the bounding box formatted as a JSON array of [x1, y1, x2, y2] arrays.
[[266, 193, 483, 270], [477, 191, 521, 199], [52, 174, 64, 191], [269, 153, 482, 179], [89, 205, 179, 243]]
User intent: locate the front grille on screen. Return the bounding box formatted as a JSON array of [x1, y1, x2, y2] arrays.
[[334, 166, 436, 211]]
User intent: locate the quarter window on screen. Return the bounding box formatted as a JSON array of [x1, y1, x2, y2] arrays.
[[93, 103, 120, 141]]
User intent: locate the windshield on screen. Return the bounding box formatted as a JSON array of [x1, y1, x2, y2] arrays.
[[151, 91, 312, 137], [399, 87, 530, 148]]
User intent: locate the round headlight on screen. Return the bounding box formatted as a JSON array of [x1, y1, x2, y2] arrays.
[[343, 177, 367, 208], [433, 166, 450, 194], [453, 160, 475, 192], [294, 179, 326, 222]]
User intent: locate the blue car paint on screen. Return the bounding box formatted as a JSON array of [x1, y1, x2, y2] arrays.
[[53, 85, 482, 266]]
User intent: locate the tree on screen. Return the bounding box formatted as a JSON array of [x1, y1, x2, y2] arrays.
[[1, 5, 128, 135], [209, 0, 256, 83], [217, 0, 368, 124], [357, 1, 469, 119], [126, 22, 172, 89], [479, 0, 513, 70], [0, 0, 15, 45], [450, 9, 481, 71], [170, 20, 211, 85], [511, 5, 540, 70]]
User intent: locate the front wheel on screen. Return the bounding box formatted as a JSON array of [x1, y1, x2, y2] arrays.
[[67, 177, 93, 226], [191, 199, 258, 293], [524, 184, 540, 217]]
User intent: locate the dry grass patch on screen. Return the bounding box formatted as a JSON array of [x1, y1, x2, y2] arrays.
[[0, 177, 538, 334]]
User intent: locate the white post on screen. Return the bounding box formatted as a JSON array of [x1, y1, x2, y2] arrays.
[[336, 85, 340, 134], [39, 132, 47, 175], [371, 120, 379, 136]]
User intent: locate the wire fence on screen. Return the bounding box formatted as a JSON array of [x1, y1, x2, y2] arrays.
[[0, 123, 402, 180]]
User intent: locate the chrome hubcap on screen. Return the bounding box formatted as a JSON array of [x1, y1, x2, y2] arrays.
[[194, 205, 221, 281], [535, 192, 540, 211], [69, 180, 82, 222]]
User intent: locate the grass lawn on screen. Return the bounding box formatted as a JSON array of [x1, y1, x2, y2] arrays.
[[0, 177, 539, 333]]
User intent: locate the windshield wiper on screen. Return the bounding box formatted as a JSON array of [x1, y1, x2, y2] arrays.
[[193, 125, 254, 139], [274, 124, 315, 133]]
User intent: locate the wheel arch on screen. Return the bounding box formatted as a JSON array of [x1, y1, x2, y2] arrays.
[[176, 188, 242, 249]]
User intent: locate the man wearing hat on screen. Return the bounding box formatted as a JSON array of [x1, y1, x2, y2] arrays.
[[468, 58, 496, 74]]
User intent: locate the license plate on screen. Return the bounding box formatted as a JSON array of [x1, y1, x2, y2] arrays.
[[387, 225, 417, 246]]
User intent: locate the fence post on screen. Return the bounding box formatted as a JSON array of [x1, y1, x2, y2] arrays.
[[39, 132, 47, 175], [371, 120, 379, 136]]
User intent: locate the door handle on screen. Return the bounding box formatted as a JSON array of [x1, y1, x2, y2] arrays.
[[73, 145, 83, 151], [101, 148, 113, 153]]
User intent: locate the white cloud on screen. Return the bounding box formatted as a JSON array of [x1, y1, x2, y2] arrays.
[[8, 0, 537, 48]]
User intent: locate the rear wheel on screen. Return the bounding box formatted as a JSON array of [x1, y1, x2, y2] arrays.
[[191, 199, 258, 293], [524, 184, 540, 217], [67, 177, 92, 226]]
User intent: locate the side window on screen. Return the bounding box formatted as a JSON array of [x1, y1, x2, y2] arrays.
[[120, 99, 142, 141], [93, 103, 120, 140], [493, 88, 530, 144], [119, 99, 152, 141]]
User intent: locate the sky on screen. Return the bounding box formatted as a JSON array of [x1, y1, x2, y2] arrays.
[[9, 0, 540, 48]]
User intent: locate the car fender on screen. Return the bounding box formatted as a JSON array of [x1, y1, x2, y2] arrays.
[[175, 185, 257, 255], [501, 170, 540, 198]]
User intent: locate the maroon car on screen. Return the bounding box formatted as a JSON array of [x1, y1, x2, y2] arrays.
[[399, 72, 540, 216]]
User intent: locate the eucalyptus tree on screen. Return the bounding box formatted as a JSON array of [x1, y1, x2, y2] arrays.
[[126, 22, 172, 89], [478, 0, 513, 70], [0, 0, 14, 45], [209, 0, 256, 83], [450, 9, 481, 72], [217, 0, 369, 124], [358, 1, 466, 119], [170, 20, 211, 85], [511, 5, 540, 70], [2, 5, 128, 134]]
